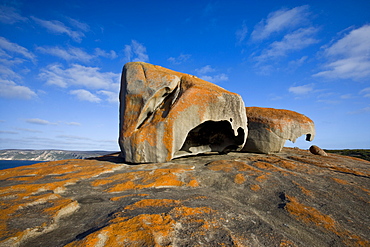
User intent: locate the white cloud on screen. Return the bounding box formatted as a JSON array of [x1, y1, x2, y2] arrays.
[[26, 118, 57, 125], [67, 17, 90, 32], [66, 122, 81, 126], [314, 25, 370, 80], [251, 5, 310, 41], [168, 53, 191, 64], [124, 40, 149, 62], [56, 134, 91, 140], [37, 46, 94, 63], [288, 84, 314, 95], [255, 27, 319, 62], [0, 79, 37, 99], [16, 128, 42, 133], [98, 90, 119, 103], [39, 64, 120, 90], [0, 5, 27, 24], [0, 130, 18, 134], [31, 16, 85, 42], [360, 87, 370, 98], [236, 21, 248, 44], [70, 89, 101, 103], [348, 106, 370, 115], [195, 65, 216, 74], [195, 65, 228, 83], [0, 37, 36, 62], [94, 48, 117, 59], [200, 74, 229, 83]]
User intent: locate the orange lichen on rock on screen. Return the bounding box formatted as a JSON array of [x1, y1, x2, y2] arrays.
[[250, 184, 261, 191], [119, 62, 247, 163], [206, 160, 261, 174], [234, 173, 246, 184], [243, 107, 315, 154], [124, 199, 181, 211], [66, 214, 175, 247], [285, 195, 369, 246], [92, 165, 199, 192], [0, 159, 122, 246]]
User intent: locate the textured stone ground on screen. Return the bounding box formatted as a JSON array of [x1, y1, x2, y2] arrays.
[[0, 148, 369, 247]]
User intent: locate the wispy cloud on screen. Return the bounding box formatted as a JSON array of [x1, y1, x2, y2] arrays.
[[37, 46, 94, 63], [65, 122, 81, 126], [98, 90, 118, 103], [0, 5, 27, 24], [255, 27, 319, 62], [360, 87, 370, 98], [26, 118, 57, 125], [251, 5, 310, 41], [236, 21, 248, 44], [31, 16, 85, 42], [0, 130, 18, 134], [288, 84, 314, 95], [314, 25, 370, 81], [94, 48, 117, 59], [195, 65, 228, 83], [0, 79, 37, 99], [39, 63, 120, 90], [124, 40, 149, 62], [348, 106, 370, 115], [0, 37, 36, 62], [195, 65, 216, 74], [66, 17, 90, 32], [70, 89, 101, 103], [16, 128, 42, 133], [168, 53, 191, 64]]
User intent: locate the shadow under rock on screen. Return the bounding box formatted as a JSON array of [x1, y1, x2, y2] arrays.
[[85, 152, 127, 164]]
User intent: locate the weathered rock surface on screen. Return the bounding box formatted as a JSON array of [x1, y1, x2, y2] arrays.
[[119, 62, 247, 163], [310, 145, 328, 156], [1, 148, 369, 247], [242, 107, 315, 154]]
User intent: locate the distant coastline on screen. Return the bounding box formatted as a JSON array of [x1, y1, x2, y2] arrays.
[[0, 149, 115, 161], [0, 160, 46, 170]]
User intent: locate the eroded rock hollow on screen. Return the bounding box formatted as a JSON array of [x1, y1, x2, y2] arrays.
[[119, 62, 247, 163], [242, 107, 315, 153]]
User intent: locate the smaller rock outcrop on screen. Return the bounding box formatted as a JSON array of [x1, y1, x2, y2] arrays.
[[242, 107, 315, 154], [119, 62, 247, 163], [310, 145, 328, 156]]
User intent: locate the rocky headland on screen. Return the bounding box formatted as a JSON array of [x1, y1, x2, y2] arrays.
[[0, 150, 113, 161]]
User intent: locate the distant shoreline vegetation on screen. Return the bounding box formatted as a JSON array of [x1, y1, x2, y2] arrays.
[[324, 149, 370, 162]]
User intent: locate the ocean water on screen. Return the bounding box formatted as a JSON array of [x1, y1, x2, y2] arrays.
[[0, 160, 46, 170]]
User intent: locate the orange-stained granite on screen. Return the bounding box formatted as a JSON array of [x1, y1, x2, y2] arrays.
[[0, 148, 369, 246], [245, 107, 314, 133]]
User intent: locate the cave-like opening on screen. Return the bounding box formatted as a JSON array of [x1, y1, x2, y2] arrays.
[[179, 120, 245, 154]]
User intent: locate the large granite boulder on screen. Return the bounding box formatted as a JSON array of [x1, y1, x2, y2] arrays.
[[242, 107, 315, 153], [119, 62, 247, 163]]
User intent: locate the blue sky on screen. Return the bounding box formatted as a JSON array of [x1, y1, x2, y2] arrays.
[[0, 0, 369, 151]]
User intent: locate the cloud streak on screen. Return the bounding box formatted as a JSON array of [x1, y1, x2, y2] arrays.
[[255, 27, 319, 62], [39, 64, 120, 90], [26, 118, 57, 125], [0, 79, 37, 99], [124, 40, 149, 62], [0, 5, 27, 24], [70, 89, 101, 103], [251, 5, 310, 41], [31, 16, 85, 42], [314, 25, 370, 81]]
